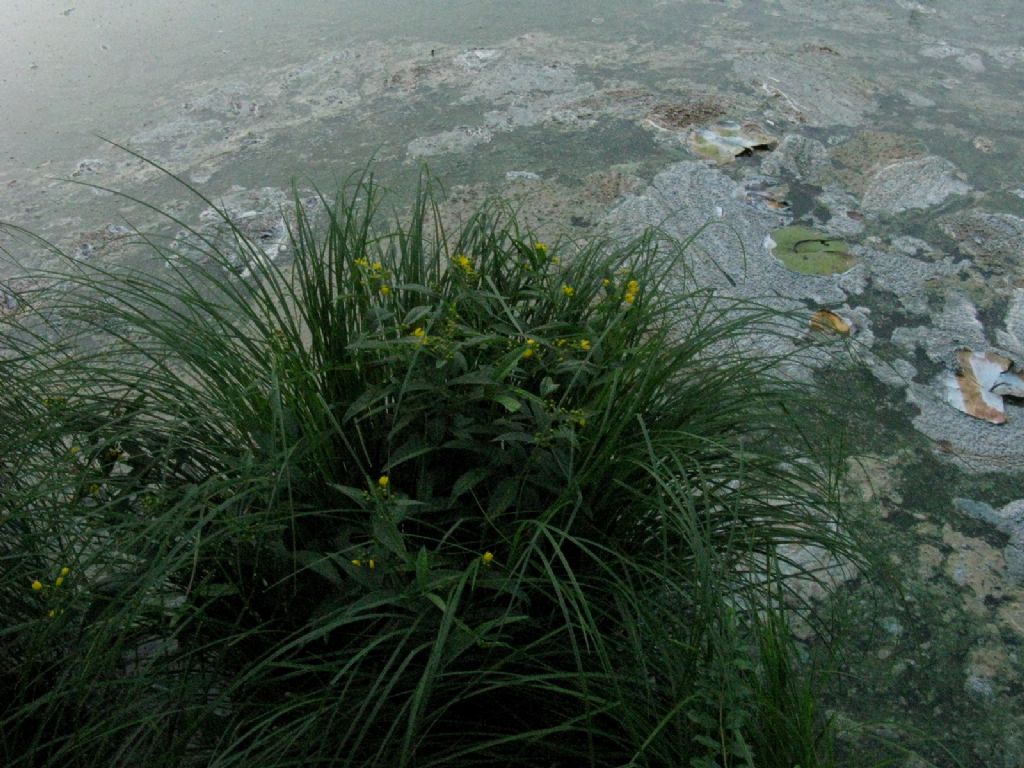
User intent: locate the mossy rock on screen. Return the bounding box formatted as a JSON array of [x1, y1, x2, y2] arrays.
[[770, 226, 856, 275]]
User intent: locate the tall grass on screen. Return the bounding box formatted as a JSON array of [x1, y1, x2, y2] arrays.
[[1, 167, 858, 767]]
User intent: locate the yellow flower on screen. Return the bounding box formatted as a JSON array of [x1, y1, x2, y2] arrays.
[[48, 609, 57, 619], [522, 348, 534, 359], [60, 567, 70, 577], [371, 261, 383, 272], [379, 284, 391, 296], [69, 445, 81, 456], [579, 339, 591, 351], [623, 279, 640, 305], [354, 257, 369, 268], [87, 483, 100, 496], [482, 551, 495, 565], [31, 580, 43, 591], [562, 284, 575, 298], [55, 576, 65, 587], [602, 278, 611, 287], [412, 327, 427, 343], [351, 559, 362, 567], [378, 475, 390, 490], [368, 559, 376, 569], [534, 242, 548, 255]]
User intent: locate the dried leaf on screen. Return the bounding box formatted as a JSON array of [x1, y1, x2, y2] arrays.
[[944, 348, 1024, 424], [809, 309, 853, 335]]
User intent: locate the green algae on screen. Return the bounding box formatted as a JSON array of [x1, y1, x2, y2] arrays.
[[770, 225, 856, 275]]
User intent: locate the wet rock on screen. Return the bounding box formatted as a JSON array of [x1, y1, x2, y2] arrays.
[[940, 211, 1024, 274], [760, 134, 831, 183], [892, 293, 1024, 468], [778, 541, 857, 603], [958, 53, 986, 74], [733, 50, 878, 127], [453, 48, 503, 71], [407, 126, 493, 158], [964, 643, 1012, 701], [861, 156, 971, 215], [736, 176, 791, 216], [71, 158, 109, 177], [943, 526, 1006, 615], [505, 170, 541, 181], [829, 131, 926, 196], [995, 290, 1024, 357], [859, 244, 966, 316], [182, 82, 265, 119], [964, 674, 996, 701], [955, 498, 1024, 584], [890, 236, 938, 259], [605, 160, 852, 306], [170, 186, 315, 275], [988, 46, 1024, 68], [461, 59, 579, 104], [816, 188, 866, 236]]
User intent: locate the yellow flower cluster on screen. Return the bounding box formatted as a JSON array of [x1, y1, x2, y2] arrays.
[[354, 258, 391, 295], [30, 566, 71, 596], [579, 339, 591, 352], [522, 338, 538, 359], [353, 258, 384, 272], [624, 279, 640, 306]]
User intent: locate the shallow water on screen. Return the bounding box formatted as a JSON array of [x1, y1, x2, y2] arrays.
[[4, 1, 1024, 765]]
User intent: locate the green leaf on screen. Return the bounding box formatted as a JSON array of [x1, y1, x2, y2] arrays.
[[425, 592, 447, 613], [487, 477, 518, 518], [373, 513, 407, 557], [415, 546, 430, 590], [449, 467, 491, 501], [293, 550, 342, 586], [492, 393, 521, 413]]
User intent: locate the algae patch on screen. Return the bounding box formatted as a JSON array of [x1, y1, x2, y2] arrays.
[[768, 225, 856, 275]]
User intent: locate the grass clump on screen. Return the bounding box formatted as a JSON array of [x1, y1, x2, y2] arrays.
[[1, 169, 858, 767]]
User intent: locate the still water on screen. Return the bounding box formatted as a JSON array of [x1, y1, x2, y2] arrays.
[[4, 2, 1024, 765]]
